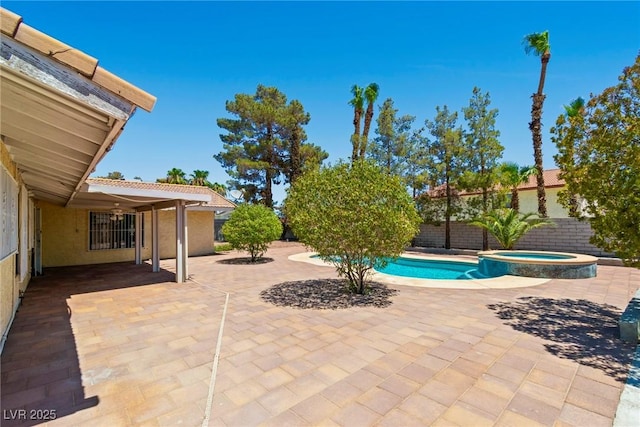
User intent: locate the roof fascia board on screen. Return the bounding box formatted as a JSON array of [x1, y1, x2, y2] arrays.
[[136, 201, 207, 212], [84, 183, 212, 203], [1, 37, 133, 120]]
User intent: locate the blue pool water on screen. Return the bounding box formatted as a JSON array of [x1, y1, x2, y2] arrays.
[[492, 252, 575, 260], [375, 257, 486, 280]]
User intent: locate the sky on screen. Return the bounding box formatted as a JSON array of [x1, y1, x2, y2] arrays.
[[4, 1, 639, 204]]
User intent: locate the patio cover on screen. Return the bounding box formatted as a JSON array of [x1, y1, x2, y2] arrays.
[[0, 8, 230, 282]]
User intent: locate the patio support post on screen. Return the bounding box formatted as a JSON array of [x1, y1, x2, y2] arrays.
[[175, 200, 187, 283], [151, 206, 159, 272], [134, 211, 142, 265]]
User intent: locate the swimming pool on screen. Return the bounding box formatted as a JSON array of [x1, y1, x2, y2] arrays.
[[375, 257, 484, 280]]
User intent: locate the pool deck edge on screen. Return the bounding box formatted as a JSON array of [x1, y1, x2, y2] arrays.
[[288, 252, 551, 290]]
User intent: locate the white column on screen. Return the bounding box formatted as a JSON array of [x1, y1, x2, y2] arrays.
[[175, 200, 186, 283], [134, 211, 142, 265], [152, 206, 159, 272]]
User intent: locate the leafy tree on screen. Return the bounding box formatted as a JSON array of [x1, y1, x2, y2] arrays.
[[368, 98, 415, 177], [190, 170, 210, 186], [552, 54, 640, 266], [523, 30, 551, 217], [498, 162, 537, 213], [360, 83, 380, 159], [221, 204, 282, 262], [421, 106, 465, 249], [216, 85, 320, 207], [285, 161, 421, 294], [403, 129, 430, 198], [99, 171, 125, 180], [470, 208, 552, 250], [460, 87, 504, 250]]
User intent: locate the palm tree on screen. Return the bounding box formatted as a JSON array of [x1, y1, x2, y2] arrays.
[[470, 208, 552, 250], [564, 97, 585, 118], [100, 171, 125, 180], [523, 30, 551, 217], [360, 82, 380, 159], [208, 182, 227, 196], [190, 169, 210, 186], [499, 162, 537, 213], [349, 85, 364, 162], [166, 168, 186, 184], [562, 97, 585, 215]]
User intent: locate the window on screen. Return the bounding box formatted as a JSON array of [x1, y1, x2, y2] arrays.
[[1, 165, 18, 261], [89, 212, 142, 250]]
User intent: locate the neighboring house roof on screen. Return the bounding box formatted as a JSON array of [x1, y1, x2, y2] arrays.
[[75, 178, 236, 211], [424, 169, 565, 198], [0, 7, 156, 207]]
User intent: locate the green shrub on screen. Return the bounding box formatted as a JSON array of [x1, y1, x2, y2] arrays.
[[469, 208, 552, 249], [221, 204, 282, 262], [214, 243, 233, 253], [285, 160, 421, 294]]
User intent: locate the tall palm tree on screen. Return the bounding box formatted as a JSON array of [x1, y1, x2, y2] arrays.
[[499, 162, 537, 213], [523, 30, 551, 217], [209, 182, 227, 196], [562, 96, 585, 215], [470, 208, 552, 250], [564, 97, 585, 118], [349, 85, 364, 162], [360, 82, 380, 159], [190, 169, 210, 186], [166, 168, 186, 184]]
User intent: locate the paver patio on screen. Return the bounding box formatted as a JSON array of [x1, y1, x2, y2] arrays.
[[2, 242, 639, 426]]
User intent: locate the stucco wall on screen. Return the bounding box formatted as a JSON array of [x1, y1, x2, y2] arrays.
[[414, 217, 612, 256], [41, 203, 214, 267], [41, 202, 151, 267], [158, 209, 215, 258], [518, 187, 568, 218], [1, 137, 24, 349]]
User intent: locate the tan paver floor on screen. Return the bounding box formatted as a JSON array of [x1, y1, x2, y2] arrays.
[[1, 242, 639, 427]]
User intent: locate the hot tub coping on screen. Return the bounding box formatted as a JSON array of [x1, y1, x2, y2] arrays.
[[478, 250, 598, 266]]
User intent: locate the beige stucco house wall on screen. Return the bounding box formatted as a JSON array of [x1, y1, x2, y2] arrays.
[[1, 138, 32, 344], [40, 202, 216, 267], [157, 209, 215, 258], [517, 187, 568, 218]]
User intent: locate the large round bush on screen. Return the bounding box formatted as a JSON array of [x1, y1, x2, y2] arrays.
[[221, 204, 282, 262], [285, 160, 421, 293]]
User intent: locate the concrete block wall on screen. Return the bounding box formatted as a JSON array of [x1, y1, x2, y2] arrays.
[[414, 218, 613, 256]]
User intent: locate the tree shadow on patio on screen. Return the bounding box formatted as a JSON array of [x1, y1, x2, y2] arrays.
[[260, 279, 398, 310], [487, 297, 636, 383]]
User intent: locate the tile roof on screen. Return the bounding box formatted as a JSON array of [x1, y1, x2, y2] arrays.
[[0, 7, 156, 112], [86, 178, 236, 209], [426, 169, 565, 197]]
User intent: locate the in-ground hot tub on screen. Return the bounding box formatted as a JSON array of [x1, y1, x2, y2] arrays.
[[478, 250, 598, 279]]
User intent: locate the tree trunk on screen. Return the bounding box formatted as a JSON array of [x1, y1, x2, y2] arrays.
[[511, 188, 520, 213], [530, 93, 547, 217], [360, 103, 375, 159], [529, 53, 550, 218], [445, 176, 451, 250], [482, 188, 489, 250], [352, 110, 362, 162]]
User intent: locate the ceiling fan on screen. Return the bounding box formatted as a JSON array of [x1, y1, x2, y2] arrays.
[[110, 203, 124, 221]]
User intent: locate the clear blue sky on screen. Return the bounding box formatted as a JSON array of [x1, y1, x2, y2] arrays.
[[5, 1, 639, 203]]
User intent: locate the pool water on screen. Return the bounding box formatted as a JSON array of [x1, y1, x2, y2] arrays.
[[492, 252, 575, 260], [376, 257, 486, 280]]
